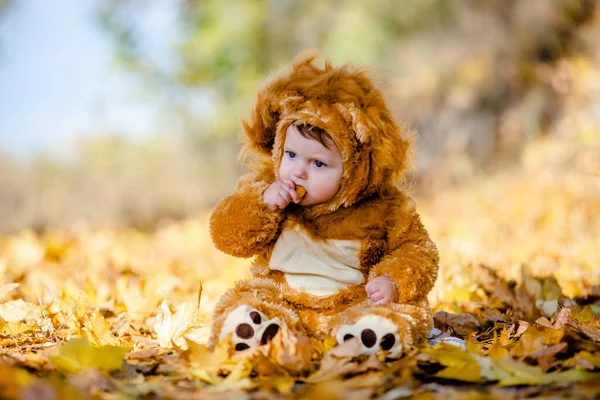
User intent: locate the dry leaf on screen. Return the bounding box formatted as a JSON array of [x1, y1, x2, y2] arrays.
[[83, 309, 129, 348], [0, 283, 21, 301], [267, 325, 314, 375], [427, 342, 482, 383], [154, 299, 196, 348], [0, 299, 39, 323], [0, 320, 38, 335], [510, 325, 564, 358], [305, 339, 363, 383], [49, 338, 128, 374], [434, 311, 481, 336]]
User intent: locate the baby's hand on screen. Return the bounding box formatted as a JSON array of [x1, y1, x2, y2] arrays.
[[366, 276, 398, 306], [263, 179, 300, 211]]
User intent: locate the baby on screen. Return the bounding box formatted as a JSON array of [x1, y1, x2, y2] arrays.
[[208, 53, 439, 358], [263, 123, 399, 305]]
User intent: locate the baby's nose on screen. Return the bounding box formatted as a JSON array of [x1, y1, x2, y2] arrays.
[[293, 166, 308, 180]]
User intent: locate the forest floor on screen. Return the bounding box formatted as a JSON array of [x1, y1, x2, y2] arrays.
[[1, 133, 599, 399]]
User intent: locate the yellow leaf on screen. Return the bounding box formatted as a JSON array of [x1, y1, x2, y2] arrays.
[[184, 337, 232, 367], [49, 338, 127, 374], [499, 325, 513, 346], [0, 299, 38, 322], [0, 319, 37, 335], [427, 343, 482, 382], [222, 358, 253, 383], [564, 351, 600, 370], [154, 299, 196, 348], [269, 374, 297, 394], [310, 334, 337, 356], [510, 325, 564, 358], [465, 333, 486, 356], [305, 338, 363, 383], [0, 283, 20, 301], [575, 306, 594, 324], [184, 337, 235, 383], [268, 325, 314, 375], [83, 309, 130, 348], [487, 331, 509, 360], [491, 359, 596, 386]]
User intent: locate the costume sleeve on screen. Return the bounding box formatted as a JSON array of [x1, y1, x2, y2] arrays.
[[209, 174, 284, 258], [368, 197, 439, 303]]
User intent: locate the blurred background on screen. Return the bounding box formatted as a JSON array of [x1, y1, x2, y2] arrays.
[[1, 0, 599, 234]]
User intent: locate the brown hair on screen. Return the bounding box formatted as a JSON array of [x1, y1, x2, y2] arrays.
[[295, 123, 335, 149]]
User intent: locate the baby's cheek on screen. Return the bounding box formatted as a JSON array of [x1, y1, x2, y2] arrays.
[[278, 165, 290, 180]]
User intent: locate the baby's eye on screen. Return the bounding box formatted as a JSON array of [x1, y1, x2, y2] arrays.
[[314, 160, 325, 168], [287, 151, 296, 159]]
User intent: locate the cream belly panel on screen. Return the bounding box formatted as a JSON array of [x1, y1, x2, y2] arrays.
[[269, 225, 363, 296]]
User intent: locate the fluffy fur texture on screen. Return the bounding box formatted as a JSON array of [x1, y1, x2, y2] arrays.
[[208, 53, 439, 355]]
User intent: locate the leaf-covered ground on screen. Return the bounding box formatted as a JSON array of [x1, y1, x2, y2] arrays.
[[1, 133, 599, 399]]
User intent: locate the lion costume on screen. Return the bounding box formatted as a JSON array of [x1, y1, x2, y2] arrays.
[[208, 53, 439, 358]]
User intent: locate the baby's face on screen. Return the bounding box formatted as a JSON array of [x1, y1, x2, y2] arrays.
[[279, 125, 343, 206]]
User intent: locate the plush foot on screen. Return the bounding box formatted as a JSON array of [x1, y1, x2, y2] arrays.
[[335, 314, 410, 358], [219, 305, 281, 351]]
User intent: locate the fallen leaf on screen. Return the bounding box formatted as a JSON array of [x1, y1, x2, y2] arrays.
[[0, 299, 39, 323], [510, 325, 564, 358], [184, 337, 236, 383], [434, 311, 481, 336], [154, 299, 196, 348], [49, 338, 128, 374], [563, 351, 600, 370], [268, 324, 314, 375], [0, 283, 21, 301], [527, 342, 568, 371], [304, 339, 363, 383], [83, 309, 130, 348], [0, 320, 38, 335], [427, 342, 482, 382], [491, 359, 597, 386], [487, 332, 509, 360]]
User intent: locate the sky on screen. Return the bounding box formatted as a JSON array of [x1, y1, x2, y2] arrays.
[[0, 0, 175, 158]]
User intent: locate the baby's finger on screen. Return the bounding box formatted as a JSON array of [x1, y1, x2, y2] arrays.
[[282, 179, 295, 190], [276, 193, 290, 208], [369, 291, 385, 303], [366, 286, 379, 297], [274, 196, 287, 209], [289, 187, 300, 203], [278, 188, 291, 202]]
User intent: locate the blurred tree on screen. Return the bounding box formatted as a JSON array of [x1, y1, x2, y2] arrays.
[[97, 0, 451, 145], [99, 1, 597, 180]]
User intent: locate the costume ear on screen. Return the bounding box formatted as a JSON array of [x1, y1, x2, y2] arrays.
[[241, 87, 281, 156], [242, 53, 321, 157], [351, 104, 412, 187]]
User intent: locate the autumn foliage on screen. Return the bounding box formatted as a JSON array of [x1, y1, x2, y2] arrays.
[[0, 132, 599, 398]]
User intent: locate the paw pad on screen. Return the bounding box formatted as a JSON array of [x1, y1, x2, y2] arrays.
[[336, 314, 405, 358], [260, 323, 280, 345], [220, 305, 281, 351]]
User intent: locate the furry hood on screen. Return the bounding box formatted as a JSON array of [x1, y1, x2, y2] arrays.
[[241, 52, 412, 214]]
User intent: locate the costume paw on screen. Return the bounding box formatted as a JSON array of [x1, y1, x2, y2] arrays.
[[219, 305, 281, 351], [335, 314, 408, 358]]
